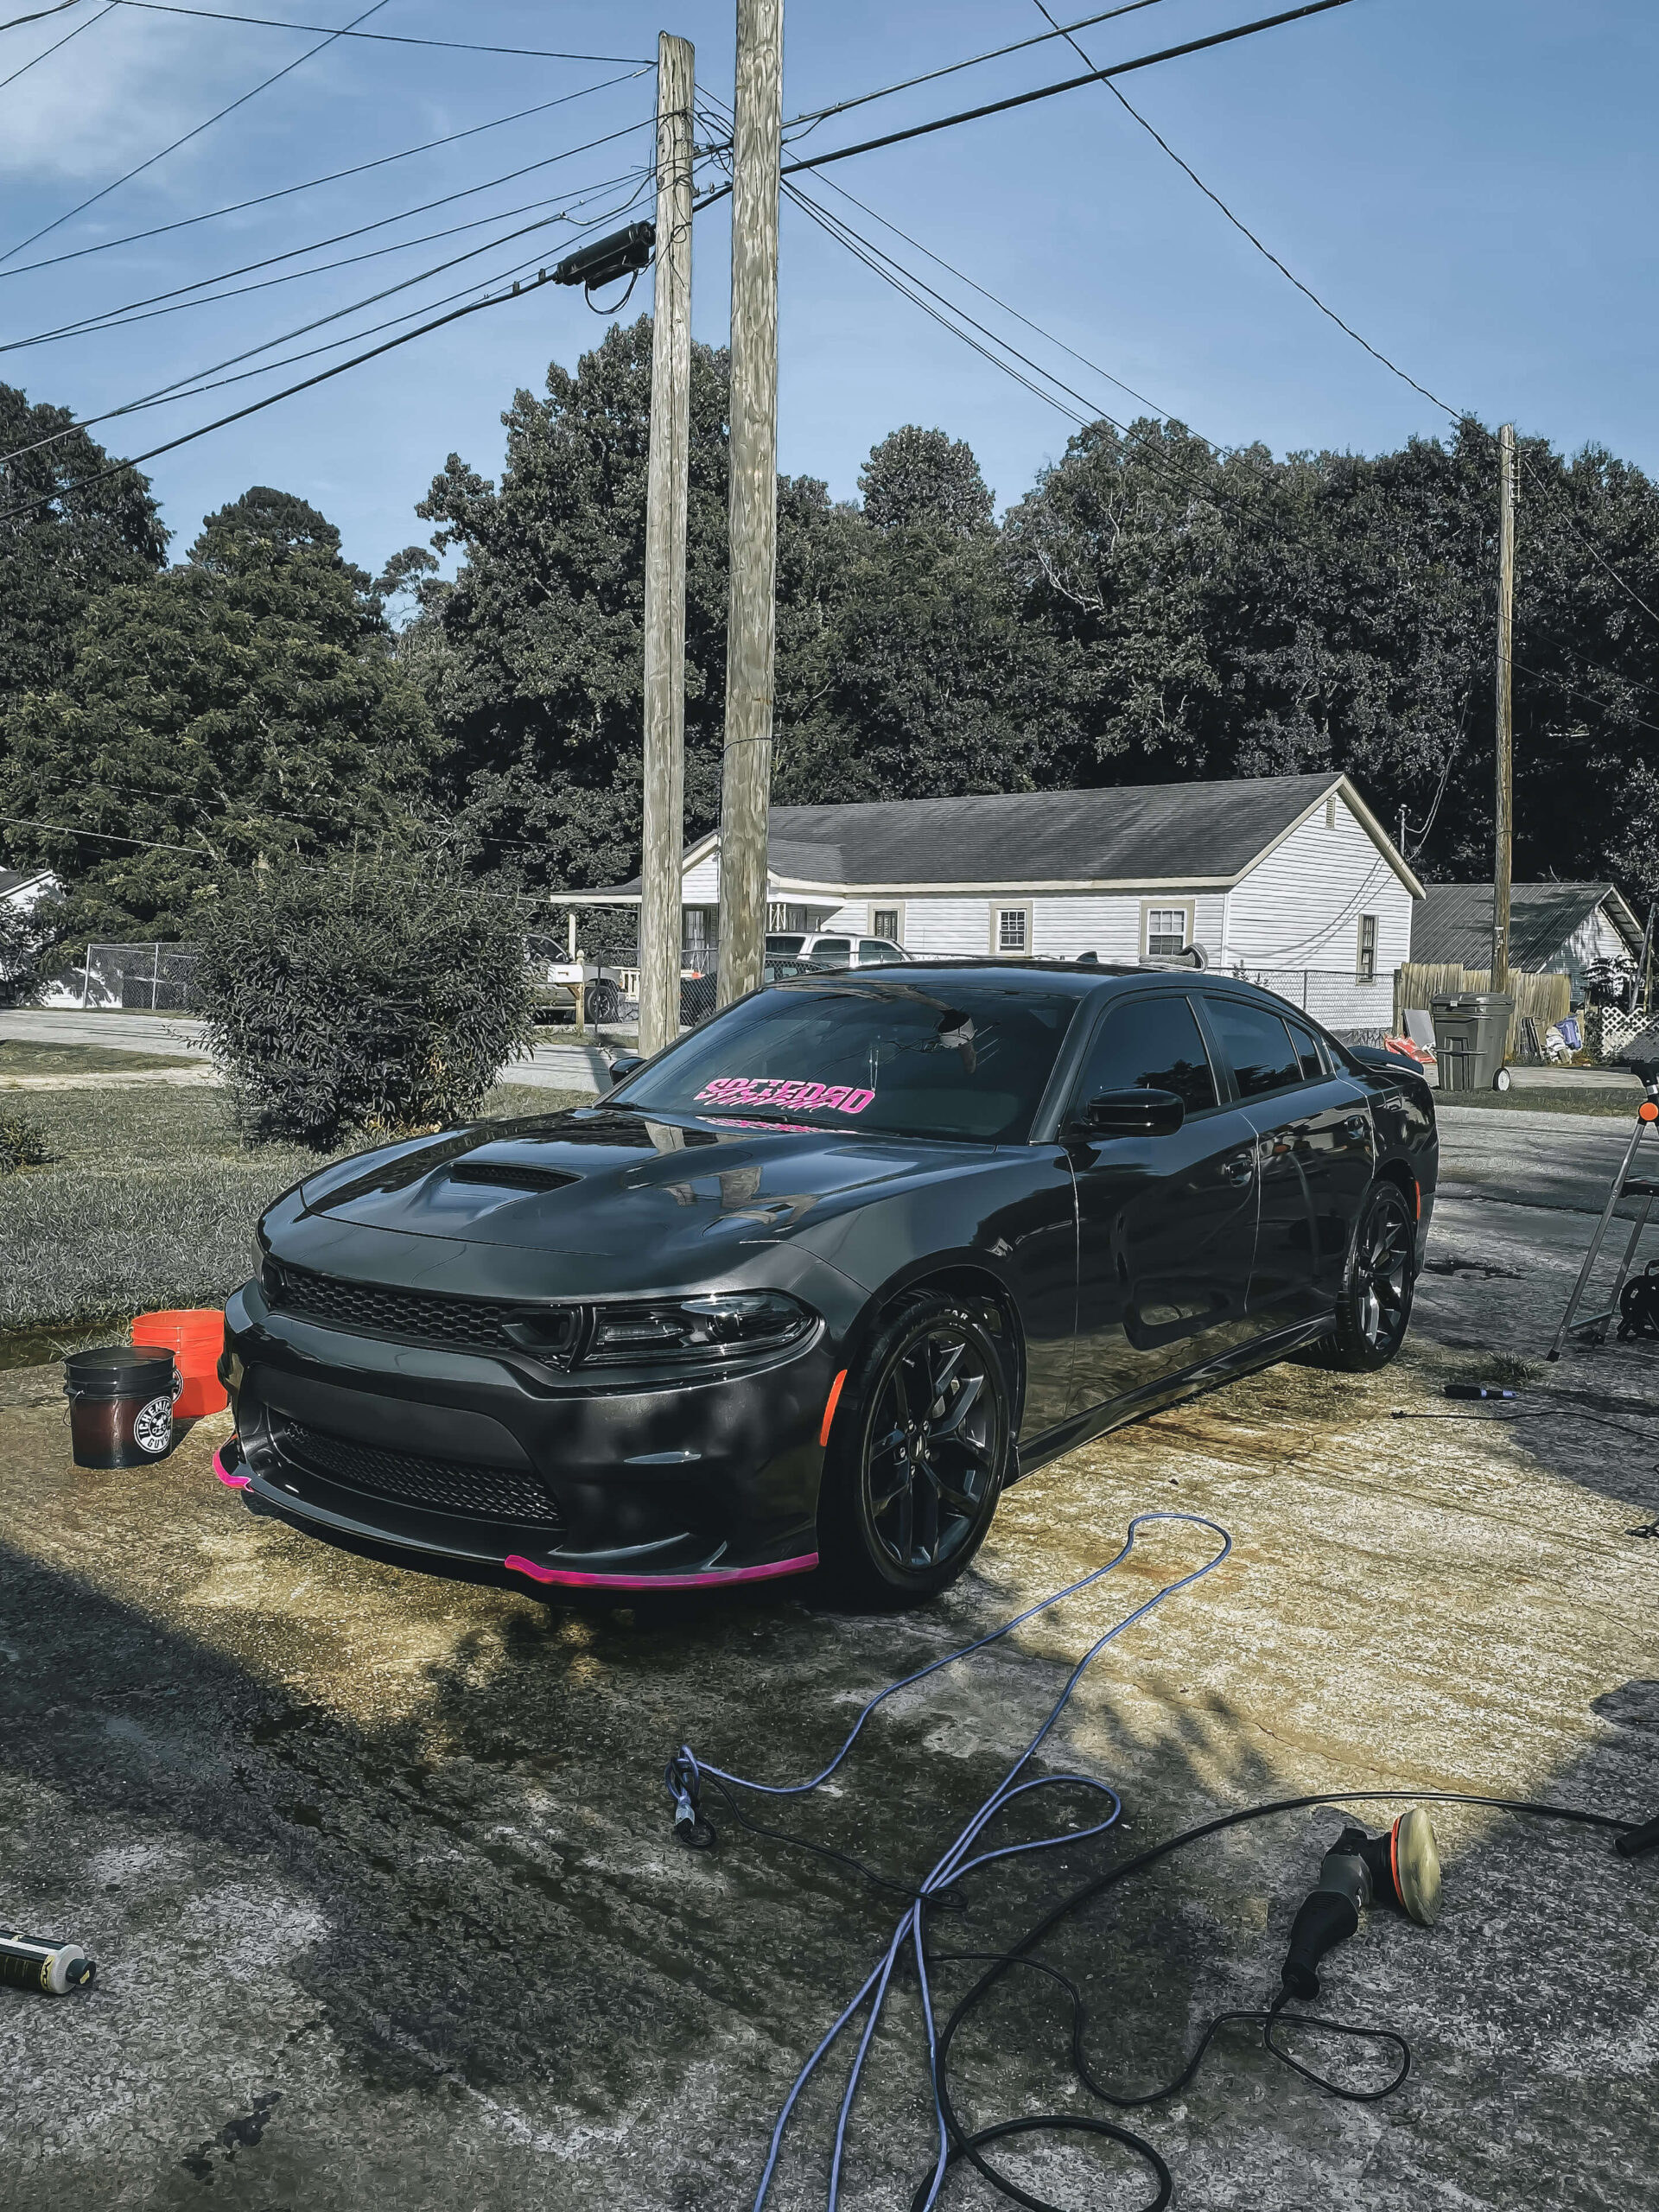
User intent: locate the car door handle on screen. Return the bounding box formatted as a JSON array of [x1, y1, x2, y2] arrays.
[[1221, 1150, 1255, 1186]]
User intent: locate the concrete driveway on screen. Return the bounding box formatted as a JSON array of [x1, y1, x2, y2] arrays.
[[3, 1107, 1656, 2209]]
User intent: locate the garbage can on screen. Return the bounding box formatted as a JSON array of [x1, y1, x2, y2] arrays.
[[1430, 991, 1514, 1092]]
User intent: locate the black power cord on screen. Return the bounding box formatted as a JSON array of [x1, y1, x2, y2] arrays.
[[918, 1789, 1639, 2212]]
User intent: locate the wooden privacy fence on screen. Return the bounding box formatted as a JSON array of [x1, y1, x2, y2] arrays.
[[1393, 963, 1572, 1057]]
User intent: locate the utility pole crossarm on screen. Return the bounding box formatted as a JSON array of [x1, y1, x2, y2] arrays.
[[637, 33, 696, 1058]]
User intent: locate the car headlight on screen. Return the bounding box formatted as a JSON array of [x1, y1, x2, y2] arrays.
[[582, 1290, 814, 1367]]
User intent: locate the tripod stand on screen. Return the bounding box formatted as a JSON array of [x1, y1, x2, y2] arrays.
[[1546, 1066, 1659, 1360]]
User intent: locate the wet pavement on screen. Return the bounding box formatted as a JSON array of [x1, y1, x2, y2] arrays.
[[3, 1107, 1658, 2209]]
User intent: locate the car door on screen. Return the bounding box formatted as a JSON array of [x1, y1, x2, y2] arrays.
[[1196, 995, 1376, 1331], [1066, 991, 1263, 1417]]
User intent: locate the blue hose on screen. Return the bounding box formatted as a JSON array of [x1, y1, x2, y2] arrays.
[[666, 1510, 1233, 2210]]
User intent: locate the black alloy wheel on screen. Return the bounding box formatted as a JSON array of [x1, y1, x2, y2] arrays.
[[820, 1292, 1011, 1607], [1314, 1179, 1417, 1371]]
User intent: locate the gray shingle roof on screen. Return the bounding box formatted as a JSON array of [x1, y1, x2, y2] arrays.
[[574, 774, 1414, 901], [1410, 881, 1637, 969], [757, 776, 1345, 886]]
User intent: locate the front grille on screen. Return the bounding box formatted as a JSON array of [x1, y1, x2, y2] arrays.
[[273, 1418, 565, 1529], [264, 1261, 576, 1360]]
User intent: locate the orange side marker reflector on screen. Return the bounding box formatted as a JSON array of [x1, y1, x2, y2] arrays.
[[819, 1369, 848, 1448], [1414, 1180, 1421, 1218], [1642, 1102, 1658, 1123]]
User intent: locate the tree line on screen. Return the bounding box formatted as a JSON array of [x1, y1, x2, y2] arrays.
[[3, 315, 1658, 952]]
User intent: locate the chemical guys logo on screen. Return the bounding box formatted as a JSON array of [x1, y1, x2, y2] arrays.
[[133, 1395, 174, 1456], [695, 1077, 875, 1114]]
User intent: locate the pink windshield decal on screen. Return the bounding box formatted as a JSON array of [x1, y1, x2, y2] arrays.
[[694, 1077, 875, 1114]]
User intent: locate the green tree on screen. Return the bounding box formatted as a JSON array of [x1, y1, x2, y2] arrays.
[[858, 424, 994, 535], [0, 383, 168, 714], [0, 486, 442, 938], [411, 318, 734, 892]]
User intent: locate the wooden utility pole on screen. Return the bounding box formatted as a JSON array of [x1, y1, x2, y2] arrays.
[[636, 31, 696, 1058], [715, 0, 784, 1010], [1492, 422, 1517, 992]]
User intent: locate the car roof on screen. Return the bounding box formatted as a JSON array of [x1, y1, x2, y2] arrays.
[[769, 959, 1334, 1014]]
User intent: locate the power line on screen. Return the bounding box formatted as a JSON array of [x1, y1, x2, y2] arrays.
[[699, 1, 1361, 209], [1512, 656, 1659, 741], [810, 167, 1182, 429], [0, 0, 113, 92], [0, 69, 653, 283], [782, 178, 1092, 431], [3, 136, 655, 353], [1027, 0, 1463, 422], [0, 0, 85, 29], [0, 811, 543, 899], [107, 2, 651, 62], [780, 0, 1174, 135], [0, 170, 663, 466], [0, 0, 395, 265], [0, 259, 594, 524], [1518, 453, 1659, 632]]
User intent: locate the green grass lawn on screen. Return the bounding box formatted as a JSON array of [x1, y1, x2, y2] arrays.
[[0, 1080, 591, 1342], [0, 1039, 204, 1076]]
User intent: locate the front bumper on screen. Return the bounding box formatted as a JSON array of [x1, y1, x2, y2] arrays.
[[220, 1281, 833, 1591]]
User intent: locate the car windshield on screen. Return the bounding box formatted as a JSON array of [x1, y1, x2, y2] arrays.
[[615, 976, 1084, 1143]]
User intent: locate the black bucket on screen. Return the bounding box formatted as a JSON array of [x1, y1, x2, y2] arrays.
[[63, 1345, 181, 1469]]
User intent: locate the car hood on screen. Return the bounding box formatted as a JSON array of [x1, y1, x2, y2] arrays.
[[270, 1106, 989, 1275]]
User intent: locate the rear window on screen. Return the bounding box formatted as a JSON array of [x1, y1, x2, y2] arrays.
[[1204, 997, 1303, 1098], [765, 933, 805, 957], [614, 977, 1084, 1143]]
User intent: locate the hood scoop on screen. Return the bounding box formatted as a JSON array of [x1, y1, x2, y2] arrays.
[[447, 1162, 580, 1194]]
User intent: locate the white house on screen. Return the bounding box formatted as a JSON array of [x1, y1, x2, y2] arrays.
[[570, 772, 1423, 1033], [1409, 880, 1644, 1002]]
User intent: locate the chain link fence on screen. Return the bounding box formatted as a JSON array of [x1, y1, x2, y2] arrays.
[[76, 943, 202, 1010]]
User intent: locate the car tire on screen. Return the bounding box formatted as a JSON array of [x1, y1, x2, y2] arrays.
[[817, 1292, 1011, 1609], [1304, 1179, 1417, 1372], [588, 980, 620, 1025]]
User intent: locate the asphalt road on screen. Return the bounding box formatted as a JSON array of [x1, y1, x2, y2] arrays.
[[0, 1011, 617, 1093]]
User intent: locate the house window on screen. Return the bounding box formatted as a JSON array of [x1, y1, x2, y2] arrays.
[[872, 907, 900, 943], [1357, 913, 1378, 983], [1145, 907, 1188, 957], [994, 906, 1030, 956]]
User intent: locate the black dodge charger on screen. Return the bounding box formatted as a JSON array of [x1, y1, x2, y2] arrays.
[[219, 965, 1436, 1606]]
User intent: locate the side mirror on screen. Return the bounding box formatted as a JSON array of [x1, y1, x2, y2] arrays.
[[1084, 1087, 1185, 1138], [606, 1053, 647, 1090]]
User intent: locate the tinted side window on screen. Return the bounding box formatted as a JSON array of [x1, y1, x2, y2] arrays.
[[810, 938, 851, 966], [1078, 996, 1218, 1114], [1284, 1016, 1325, 1081], [858, 938, 902, 964], [1205, 998, 1302, 1098]]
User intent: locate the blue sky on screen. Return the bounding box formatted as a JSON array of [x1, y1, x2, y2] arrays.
[[2, 0, 1654, 575]]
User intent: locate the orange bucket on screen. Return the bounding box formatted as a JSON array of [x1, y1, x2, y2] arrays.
[[131, 1308, 228, 1418]]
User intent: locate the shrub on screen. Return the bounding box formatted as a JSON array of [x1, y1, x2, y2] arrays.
[[0, 1103, 52, 1173], [0, 884, 70, 1009], [194, 852, 537, 1147]]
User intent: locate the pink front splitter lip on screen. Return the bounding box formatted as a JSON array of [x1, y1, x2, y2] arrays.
[[505, 1551, 817, 1591], [212, 1444, 250, 1490]]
